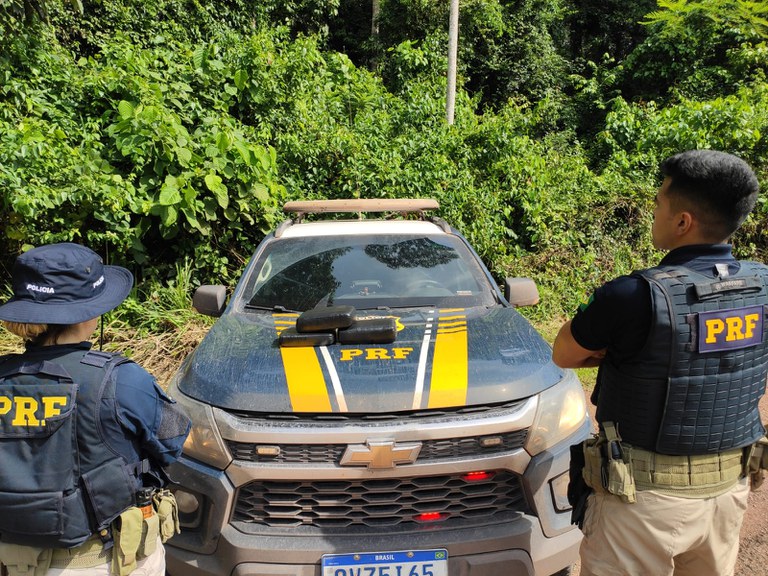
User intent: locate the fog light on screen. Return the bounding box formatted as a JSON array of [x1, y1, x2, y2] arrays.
[[171, 488, 204, 528], [549, 471, 572, 512], [174, 490, 200, 514]]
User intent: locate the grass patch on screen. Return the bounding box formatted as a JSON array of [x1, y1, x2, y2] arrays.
[[0, 261, 212, 388], [0, 314, 208, 389], [531, 316, 598, 393]]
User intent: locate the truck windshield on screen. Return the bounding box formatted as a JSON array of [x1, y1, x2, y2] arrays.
[[242, 234, 497, 312]]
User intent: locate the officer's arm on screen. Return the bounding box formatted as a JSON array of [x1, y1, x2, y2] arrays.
[[552, 320, 606, 368]]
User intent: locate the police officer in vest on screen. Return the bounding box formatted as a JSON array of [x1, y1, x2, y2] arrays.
[[0, 243, 191, 576], [553, 150, 768, 576]]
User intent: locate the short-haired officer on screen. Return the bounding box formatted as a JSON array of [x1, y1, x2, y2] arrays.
[[553, 150, 768, 576], [0, 243, 191, 576]]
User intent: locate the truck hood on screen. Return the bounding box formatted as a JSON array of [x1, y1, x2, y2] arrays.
[[176, 307, 565, 413]]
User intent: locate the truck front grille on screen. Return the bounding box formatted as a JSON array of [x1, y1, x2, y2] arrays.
[[232, 470, 527, 528], [226, 430, 528, 464]]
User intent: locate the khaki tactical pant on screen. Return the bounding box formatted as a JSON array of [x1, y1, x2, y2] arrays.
[[48, 538, 164, 576], [579, 478, 749, 576], [0, 538, 164, 576], [0, 490, 178, 576]]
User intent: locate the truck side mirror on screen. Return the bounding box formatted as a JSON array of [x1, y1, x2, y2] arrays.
[[504, 277, 540, 307], [193, 285, 228, 317]]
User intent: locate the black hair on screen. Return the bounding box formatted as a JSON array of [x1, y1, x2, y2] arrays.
[[659, 150, 759, 240]]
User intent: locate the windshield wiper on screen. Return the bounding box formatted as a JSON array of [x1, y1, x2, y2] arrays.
[[243, 304, 301, 313]]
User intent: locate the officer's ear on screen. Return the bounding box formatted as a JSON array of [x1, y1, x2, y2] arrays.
[[675, 210, 695, 237]]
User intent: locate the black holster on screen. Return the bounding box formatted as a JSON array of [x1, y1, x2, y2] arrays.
[[568, 442, 592, 529]]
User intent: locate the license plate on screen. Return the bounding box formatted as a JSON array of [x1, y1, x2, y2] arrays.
[[322, 549, 448, 576]]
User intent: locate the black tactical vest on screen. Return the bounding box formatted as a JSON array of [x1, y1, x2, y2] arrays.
[[595, 261, 768, 455], [0, 349, 147, 548]]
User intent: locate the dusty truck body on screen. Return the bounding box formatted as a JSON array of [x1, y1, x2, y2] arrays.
[[164, 199, 591, 576]]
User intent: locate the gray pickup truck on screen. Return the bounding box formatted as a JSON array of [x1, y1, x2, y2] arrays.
[[164, 199, 592, 576]]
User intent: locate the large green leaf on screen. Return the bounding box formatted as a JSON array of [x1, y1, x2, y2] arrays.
[[159, 176, 182, 205], [117, 101, 135, 120], [204, 173, 229, 209], [234, 69, 248, 90]]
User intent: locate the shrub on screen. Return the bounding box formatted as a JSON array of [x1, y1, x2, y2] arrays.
[[0, 28, 285, 284]]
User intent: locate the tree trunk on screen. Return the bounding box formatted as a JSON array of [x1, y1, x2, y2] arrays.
[[371, 0, 379, 37]]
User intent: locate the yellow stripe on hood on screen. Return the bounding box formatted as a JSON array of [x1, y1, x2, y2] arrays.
[[273, 314, 332, 412], [428, 309, 468, 408]]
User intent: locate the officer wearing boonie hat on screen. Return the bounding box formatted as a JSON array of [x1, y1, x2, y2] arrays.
[[0, 243, 191, 576], [0, 242, 134, 324]]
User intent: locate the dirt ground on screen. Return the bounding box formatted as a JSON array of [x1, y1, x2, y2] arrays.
[[572, 391, 768, 576], [733, 391, 768, 576]]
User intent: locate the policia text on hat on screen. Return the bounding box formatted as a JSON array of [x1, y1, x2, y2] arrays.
[[553, 150, 768, 576], [0, 243, 191, 576]]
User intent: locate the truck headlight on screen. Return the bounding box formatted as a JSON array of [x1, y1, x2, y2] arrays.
[[168, 378, 232, 469], [525, 370, 588, 456]]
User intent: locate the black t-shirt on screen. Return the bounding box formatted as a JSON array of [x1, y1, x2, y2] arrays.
[[570, 244, 740, 364]]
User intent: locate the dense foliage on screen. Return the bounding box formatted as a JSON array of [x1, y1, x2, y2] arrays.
[[1, 0, 768, 319]]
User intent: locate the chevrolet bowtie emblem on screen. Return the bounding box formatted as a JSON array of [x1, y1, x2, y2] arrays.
[[340, 440, 422, 469]]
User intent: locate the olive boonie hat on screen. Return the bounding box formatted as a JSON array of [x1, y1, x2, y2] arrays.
[[0, 243, 133, 325]]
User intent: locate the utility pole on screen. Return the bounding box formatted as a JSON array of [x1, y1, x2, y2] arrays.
[[446, 0, 459, 125], [372, 0, 379, 37]]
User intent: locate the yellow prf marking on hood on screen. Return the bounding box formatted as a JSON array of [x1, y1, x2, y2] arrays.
[[273, 313, 332, 412], [428, 309, 468, 408], [339, 348, 414, 362], [356, 315, 406, 332]]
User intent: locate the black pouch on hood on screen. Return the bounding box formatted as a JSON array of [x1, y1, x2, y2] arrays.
[[296, 306, 355, 333], [279, 327, 336, 347], [338, 317, 397, 344]]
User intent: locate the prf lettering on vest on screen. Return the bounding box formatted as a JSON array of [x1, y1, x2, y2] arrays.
[[705, 314, 759, 343], [0, 396, 68, 426], [340, 348, 414, 362], [698, 305, 765, 353]]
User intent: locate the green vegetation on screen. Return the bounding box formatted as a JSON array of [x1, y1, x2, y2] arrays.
[[2, 0, 768, 374]]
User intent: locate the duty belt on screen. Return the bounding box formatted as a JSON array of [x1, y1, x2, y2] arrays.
[[50, 536, 110, 569], [628, 446, 744, 497], [582, 422, 747, 500]]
